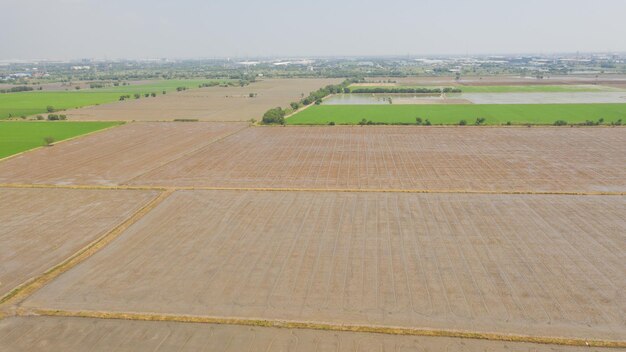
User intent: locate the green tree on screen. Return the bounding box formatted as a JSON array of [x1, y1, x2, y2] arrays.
[[262, 107, 286, 125]]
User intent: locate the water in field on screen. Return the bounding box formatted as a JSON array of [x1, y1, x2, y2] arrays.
[[323, 92, 626, 105], [463, 92, 626, 104]]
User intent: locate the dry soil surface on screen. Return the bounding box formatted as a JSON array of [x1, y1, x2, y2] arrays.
[[0, 316, 609, 352], [64, 79, 341, 121], [0, 187, 157, 297], [0, 122, 247, 186], [22, 190, 626, 340], [129, 126, 626, 193]]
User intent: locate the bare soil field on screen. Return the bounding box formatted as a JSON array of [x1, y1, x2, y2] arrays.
[[0, 122, 247, 186], [362, 74, 626, 87], [0, 316, 611, 352], [22, 190, 626, 340], [130, 126, 626, 193], [0, 188, 157, 298], [64, 79, 341, 122]]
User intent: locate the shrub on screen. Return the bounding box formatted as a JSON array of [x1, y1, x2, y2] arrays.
[[46, 105, 55, 113], [134, 93, 140, 99], [554, 120, 568, 126], [415, 117, 423, 125], [328, 121, 335, 125], [506, 121, 512, 125], [358, 118, 368, 126], [475, 117, 486, 125], [59, 115, 67, 120], [151, 92, 156, 97], [424, 119, 432, 126], [47, 114, 59, 121], [36, 115, 44, 120], [43, 136, 55, 146], [459, 119, 467, 126]]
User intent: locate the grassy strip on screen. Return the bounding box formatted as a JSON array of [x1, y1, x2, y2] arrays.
[[0, 183, 623, 196], [287, 104, 626, 125], [349, 84, 621, 93], [0, 121, 122, 159], [0, 190, 173, 308], [25, 309, 626, 348]]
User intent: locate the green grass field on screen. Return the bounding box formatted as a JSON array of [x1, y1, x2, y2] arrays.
[[287, 104, 626, 125], [0, 121, 121, 159], [348, 85, 620, 93], [0, 79, 228, 119]]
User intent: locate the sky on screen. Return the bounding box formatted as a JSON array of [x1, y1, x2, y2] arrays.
[[2, 0, 626, 60]]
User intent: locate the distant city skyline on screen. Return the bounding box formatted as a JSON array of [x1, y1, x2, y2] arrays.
[[3, 0, 626, 60]]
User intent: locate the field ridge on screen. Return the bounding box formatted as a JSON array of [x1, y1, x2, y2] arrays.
[[19, 309, 626, 348]]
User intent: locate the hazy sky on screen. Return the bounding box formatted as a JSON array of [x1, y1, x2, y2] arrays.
[[3, 0, 626, 60]]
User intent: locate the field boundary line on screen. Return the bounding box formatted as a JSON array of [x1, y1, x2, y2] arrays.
[[121, 124, 250, 185], [0, 122, 125, 164], [20, 309, 626, 348], [0, 183, 624, 196], [0, 189, 174, 310]]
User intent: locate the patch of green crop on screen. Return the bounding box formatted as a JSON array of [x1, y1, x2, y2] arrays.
[[287, 104, 626, 125], [0, 121, 121, 159]]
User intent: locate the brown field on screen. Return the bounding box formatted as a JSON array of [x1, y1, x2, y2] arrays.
[[360, 74, 626, 87], [0, 122, 247, 186], [129, 126, 626, 193], [64, 79, 341, 122], [1, 316, 609, 352], [22, 190, 626, 340], [0, 187, 157, 298]]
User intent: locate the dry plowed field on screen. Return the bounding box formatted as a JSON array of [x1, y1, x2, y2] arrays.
[[65, 79, 341, 122], [0, 188, 157, 298], [0, 316, 610, 352], [0, 122, 246, 186], [22, 190, 626, 340], [129, 127, 626, 193]]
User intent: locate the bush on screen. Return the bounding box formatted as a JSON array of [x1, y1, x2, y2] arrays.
[[290, 102, 301, 110], [424, 119, 432, 126], [475, 117, 486, 125], [358, 118, 368, 126], [134, 93, 140, 99], [328, 121, 335, 125], [59, 115, 67, 120], [554, 120, 568, 126], [47, 114, 59, 121], [261, 107, 286, 125], [151, 92, 157, 97], [459, 119, 467, 126], [415, 117, 423, 125], [506, 121, 512, 126], [46, 105, 55, 113], [43, 136, 55, 146], [36, 115, 44, 120]]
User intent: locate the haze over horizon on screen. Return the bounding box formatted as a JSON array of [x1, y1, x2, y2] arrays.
[[3, 0, 626, 60]]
